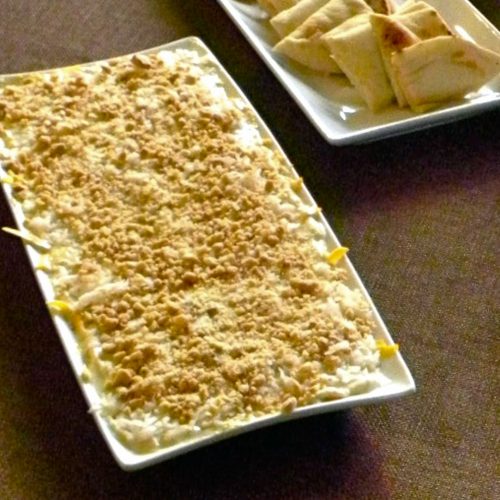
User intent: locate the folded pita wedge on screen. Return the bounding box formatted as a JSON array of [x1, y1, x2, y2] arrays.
[[271, 0, 331, 38], [395, 0, 425, 15], [322, 13, 395, 110], [365, 0, 396, 14], [271, 0, 300, 12], [257, 0, 299, 15], [394, 0, 442, 15], [392, 36, 500, 112], [370, 14, 420, 106], [257, 0, 278, 15], [371, 8, 451, 106], [274, 0, 372, 73], [398, 6, 452, 39]]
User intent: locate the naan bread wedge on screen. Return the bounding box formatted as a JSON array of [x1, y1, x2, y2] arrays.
[[371, 8, 451, 106], [271, 0, 330, 38], [392, 36, 500, 112], [274, 0, 372, 73], [257, 0, 299, 15], [322, 14, 395, 110]]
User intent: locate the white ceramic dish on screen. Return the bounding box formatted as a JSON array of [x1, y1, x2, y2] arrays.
[[216, 0, 500, 145], [0, 37, 415, 470]]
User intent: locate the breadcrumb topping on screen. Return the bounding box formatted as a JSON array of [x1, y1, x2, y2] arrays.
[[0, 49, 384, 451]]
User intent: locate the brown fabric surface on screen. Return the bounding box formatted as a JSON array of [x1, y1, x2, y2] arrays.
[[0, 1, 498, 498]]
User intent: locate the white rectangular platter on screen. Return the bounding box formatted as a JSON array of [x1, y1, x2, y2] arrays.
[[0, 37, 415, 470], [216, 0, 500, 145]]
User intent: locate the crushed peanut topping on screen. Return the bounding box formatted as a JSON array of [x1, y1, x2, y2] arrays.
[[0, 49, 385, 451]]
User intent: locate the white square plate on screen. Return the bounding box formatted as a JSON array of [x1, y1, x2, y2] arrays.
[[216, 0, 500, 145], [0, 37, 415, 470]]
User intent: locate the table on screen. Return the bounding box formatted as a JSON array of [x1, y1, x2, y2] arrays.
[[0, 1, 498, 498]]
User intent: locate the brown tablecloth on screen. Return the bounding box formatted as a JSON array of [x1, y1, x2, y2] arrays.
[[0, 1, 498, 498]]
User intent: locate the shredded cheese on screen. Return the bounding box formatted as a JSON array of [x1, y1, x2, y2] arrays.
[[0, 175, 14, 185], [327, 246, 349, 265], [290, 177, 303, 193], [47, 300, 74, 316], [376, 339, 399, 359]]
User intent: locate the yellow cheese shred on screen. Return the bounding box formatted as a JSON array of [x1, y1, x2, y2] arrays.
[[291, 177, 303, 193], [47, 300, 86, 337], [1, 171, 25, 186], [47, 300, 98, 371], [376, 339, 399, 359], [0, 175, 14, 185], [327, 246, 349, 265], [47, 301, 78, 335], [47, 300, 74, 316]]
